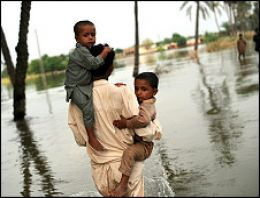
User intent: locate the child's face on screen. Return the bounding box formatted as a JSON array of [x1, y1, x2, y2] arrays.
[[134, 79, 158, 103], [76, 25, 96, 48]]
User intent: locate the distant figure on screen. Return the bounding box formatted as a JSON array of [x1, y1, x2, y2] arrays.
[[237, 33, 247, 60], [110, 72, 162, 197], [253, 28, 259, 53], [64, 20, 111, 151]]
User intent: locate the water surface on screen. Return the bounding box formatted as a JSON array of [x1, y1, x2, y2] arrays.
[[1, 45, 259, 196]]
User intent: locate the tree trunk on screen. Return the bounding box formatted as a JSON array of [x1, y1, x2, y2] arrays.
[[231, 3, 237, 34], [13, 1, 31, 121], [193, 1, 200, 63], [213, 10, 221, 32], [133, 1, 139, 77], [1, 27, 16, 85], [194, 1, 200, 51]]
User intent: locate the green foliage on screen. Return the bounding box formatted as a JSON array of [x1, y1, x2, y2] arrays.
[[28, 54, 69, 74], [115, 48, 123, 53], [235, 1, 253, 31], [177, 37, 187, 48], [162, 38, 172, 45], [221, 22, 231, 34], [251, 1, 259, 29], [171, 33, 187, 48], [28, 59, 41, 74], [203, 32, 219, 43], [172, 33, 182, 42]]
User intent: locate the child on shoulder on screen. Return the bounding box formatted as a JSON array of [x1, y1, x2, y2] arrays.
[[64, 20, 111, 150]]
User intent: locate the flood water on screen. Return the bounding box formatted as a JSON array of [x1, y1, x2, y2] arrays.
[[1, 44, 259, 197]]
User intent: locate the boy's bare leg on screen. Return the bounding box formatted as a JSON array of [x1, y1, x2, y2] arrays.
[[86, 127, 104, 151], [109, 174, 129, 197]]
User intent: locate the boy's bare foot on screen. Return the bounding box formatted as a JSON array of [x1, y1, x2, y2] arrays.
[[88, 137, 104, 151], [109, 184, 127, 197]]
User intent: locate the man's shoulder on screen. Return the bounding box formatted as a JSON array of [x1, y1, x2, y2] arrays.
[[109, 84, 135, 99], [118, 84, 134, 94]]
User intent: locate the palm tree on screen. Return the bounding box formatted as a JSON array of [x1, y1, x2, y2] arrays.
[[180, 1, 211, 62], [208, 1, 224, 32], [1, 1, 31, 120], [223, 1, 238, 35], [133, 1, 139, 77]]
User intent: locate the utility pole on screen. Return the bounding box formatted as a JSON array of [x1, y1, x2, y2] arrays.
[[35, 29, 53, 114]]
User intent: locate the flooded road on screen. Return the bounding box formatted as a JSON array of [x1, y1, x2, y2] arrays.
[[1, 45, 259, 196]]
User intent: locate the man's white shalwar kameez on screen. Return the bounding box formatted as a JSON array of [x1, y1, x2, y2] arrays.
[[68, 79, 161, 196]]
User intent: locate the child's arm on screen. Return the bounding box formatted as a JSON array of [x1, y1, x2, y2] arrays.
[[113, 115, 128, 129], [75, 44, 110, 70], [113, 105, 151, 129]]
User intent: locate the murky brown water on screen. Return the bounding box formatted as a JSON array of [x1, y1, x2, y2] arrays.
[[1, 44, 259, 196]]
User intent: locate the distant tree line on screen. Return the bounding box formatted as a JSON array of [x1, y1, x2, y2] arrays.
[[2, 1, 258, 78], [27, 54, 68, 74]]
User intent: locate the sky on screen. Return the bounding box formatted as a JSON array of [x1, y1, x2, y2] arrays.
[[1, 1, 229, 63]]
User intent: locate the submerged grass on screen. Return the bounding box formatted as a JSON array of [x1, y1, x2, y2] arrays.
[[206, 36, 237, 52]]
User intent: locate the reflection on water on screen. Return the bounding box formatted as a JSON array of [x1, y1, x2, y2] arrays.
[[236, 58, 259, 95], [15, 119, 62, 196], [31, 72, 66, 91], [196, 52, 247, 167], [194, 45, 258, 169]]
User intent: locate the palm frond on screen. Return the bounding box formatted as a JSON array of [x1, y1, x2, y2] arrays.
[[180, 1, 189, 10]]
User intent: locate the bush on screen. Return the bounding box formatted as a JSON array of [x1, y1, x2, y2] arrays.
[[177, 37, 187, 48], [172, 33, 187, 47], [203, 32, 219, 44]]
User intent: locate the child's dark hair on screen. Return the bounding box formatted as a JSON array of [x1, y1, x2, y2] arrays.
[[135, 72, 159, 89], [90, 44, 115, 76], [74, 20, 94, 36]]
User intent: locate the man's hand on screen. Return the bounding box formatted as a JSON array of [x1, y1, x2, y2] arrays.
[[114, 82, 126, 87], [113, 115, 127, 129]]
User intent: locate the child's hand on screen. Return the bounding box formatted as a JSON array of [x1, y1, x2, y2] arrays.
[[103, 46, 111, 54], [114, 82, 126, 87], [113, 115, 127, 129], [99, 46, 111, 59]]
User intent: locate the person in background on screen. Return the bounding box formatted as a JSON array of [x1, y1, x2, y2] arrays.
[[237, 33, 247, 60]]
